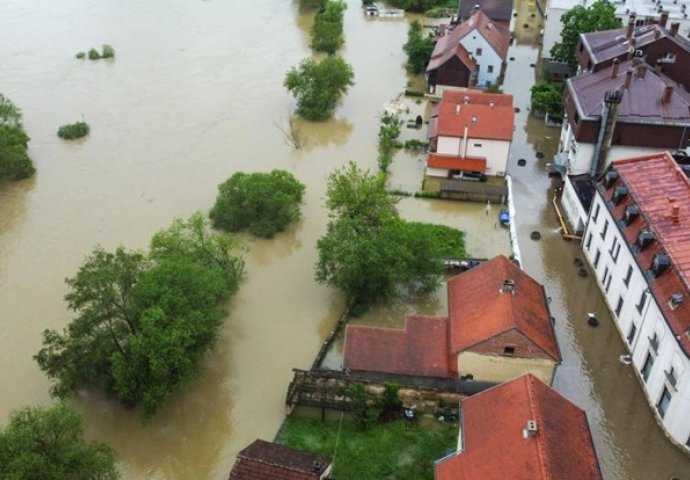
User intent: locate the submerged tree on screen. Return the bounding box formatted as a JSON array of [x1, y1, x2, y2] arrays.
[[284, 56, 355, 121], [0, 94, 35, 182], [35, 213, 244, 418], [0, 402, 119, 480], [403, 20, 434, 74], [311, 0, 346, 54]]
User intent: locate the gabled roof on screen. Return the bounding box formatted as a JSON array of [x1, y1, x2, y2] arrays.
[[447, 255, 560, 361], [427, 42, 476, 72], [429, 10, 511, 69], [603, 151, 690, 355], [580, 24, 690, 66], [457, 0, 514, 24], [429, 89, 515, 141], [229, 440, 332, 480], [567, 59, 690, 125], [427, 154, 486, 171], [435, 374, 603, 480], [343, 315, 453, 378]]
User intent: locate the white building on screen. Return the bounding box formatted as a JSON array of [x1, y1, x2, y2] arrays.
[[581, 151, 690, 451]]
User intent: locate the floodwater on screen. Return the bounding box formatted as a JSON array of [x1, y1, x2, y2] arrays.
[[0, 1, 688, 480]]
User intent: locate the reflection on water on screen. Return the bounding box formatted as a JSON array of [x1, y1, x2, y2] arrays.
[[291, 116, 354, 150]]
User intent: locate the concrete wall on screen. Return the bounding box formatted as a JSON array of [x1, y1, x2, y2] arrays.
[[456, 351, 556, 385]]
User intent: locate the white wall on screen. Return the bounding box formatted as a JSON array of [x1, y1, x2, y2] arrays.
[[458, 32, 503, 86], [437, 135, 510, 175], [582, 191, 690, 450], [438, 136, 462, 156], [561, 176, 588, 234]]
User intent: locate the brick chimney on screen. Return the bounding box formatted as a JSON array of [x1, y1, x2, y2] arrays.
[[660, 10, 669, 28], [671, 204, 680, 225], [670, 22, 680, 36], [611, 58, 620, 78], [627, 14, 636, 39], [624, 69, 633, 88], [662, 84, 674, 103]]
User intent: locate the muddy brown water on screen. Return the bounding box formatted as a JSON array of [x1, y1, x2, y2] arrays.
[[0, 0, 688, 478]]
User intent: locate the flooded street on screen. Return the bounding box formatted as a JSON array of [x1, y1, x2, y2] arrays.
[[0, 0, 688, 478]]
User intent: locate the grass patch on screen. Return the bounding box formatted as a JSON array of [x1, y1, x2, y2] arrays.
[[276, 417, 456, 479], [57, 121, 89, 140]]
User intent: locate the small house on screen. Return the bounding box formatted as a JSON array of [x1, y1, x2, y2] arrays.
[[228, 439, 332, 480]]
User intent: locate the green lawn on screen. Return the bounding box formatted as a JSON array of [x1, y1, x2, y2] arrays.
[[275, 417, 457, 479]]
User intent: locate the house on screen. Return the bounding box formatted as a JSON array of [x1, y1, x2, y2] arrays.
[[580, 151, 690, 451], [427, 9, 511, 89], [554, 59, 690, 179], [434, 374, 604, 480], [343, 256, 561, 385], [426, 89, 514, 179], [541, 1, 690, 81], [228, 439, 333, 480], [576, 15, 690, 89], [455, 0, 514, 28]]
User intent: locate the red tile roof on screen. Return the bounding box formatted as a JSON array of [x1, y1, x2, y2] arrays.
[[228, 440, 332, 480], [447, 255, 560, 361], [430, 90, 515, 141], [435, 374, 603, 480], [427, 154, 486, 171], [605, 151, 690, 355], [343, 315, 453, 378], [427, 42, 477, 73]]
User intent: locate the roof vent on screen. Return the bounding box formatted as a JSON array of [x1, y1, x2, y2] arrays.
[[651, 254, 671, 277], [603, 170, 619, 189], [523, 420, 538, 438], [670, 292, 684, 309], [612, 186, 628, 205], [501, 279, 515, 294], [637, 230, 655, 250], [623, 204, 640, 225]]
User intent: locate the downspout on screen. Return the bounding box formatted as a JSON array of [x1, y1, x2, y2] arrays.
[[590, 89, 623, 178], [463, 124, 469, 158]]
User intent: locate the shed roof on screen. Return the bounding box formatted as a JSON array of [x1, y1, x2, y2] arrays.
[[427, 154, 487, 171], [435, 374, 603, 480], [447, 255, 560, 361], [228, 440, 332, 480]]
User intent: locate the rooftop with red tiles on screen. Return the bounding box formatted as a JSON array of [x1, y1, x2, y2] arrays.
[[343, 315, 453, 378], [604, 151, 690, 354], [427, 154, 486, 171], [447, 255, 560, 361], [434, 374, 603, 480], [228, 439, 332, 480]]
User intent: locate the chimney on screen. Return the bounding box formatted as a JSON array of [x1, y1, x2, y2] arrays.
[[655, 59, 663, 74], [456, 104, 461, 114], [654, 27, 661, 39], [523, 420, 538, 439], [671, 203, 680, 224], [624, 69, 633, 88], [636, 64, 647, 78], [590, 90, 623, 177], [670, 22, 680, 36], [627, 14, 636, 38], [660, 10, 669, 28], [662, 84, 674, 103], [501, 279, 516, 294], [611, 58, 620, 78]]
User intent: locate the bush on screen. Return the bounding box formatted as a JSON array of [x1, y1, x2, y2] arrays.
[[57, 121, 90, 140], [88, 48, 101, 60], [85, 44, 115, 61], [101, 44, 115, 58], [311, 1, 346, 54], [0, 94, 35, 182], [403, 139, 428, 151], [210, 170, 306, 238], [403, 20, 434, 74], [75, 51, 86, 59], [530, 81, 564, 119]]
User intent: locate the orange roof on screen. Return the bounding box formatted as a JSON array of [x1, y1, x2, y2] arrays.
[[427, 154, 486, 171], [432, 91, 515, 141], [435, 374, 603, 480], [605, 152, 690, 355], [430, 10, 510, 64], [447, 255, 560, 361], [343, 315, 453, 378], [229, 439, 332, 480], [427, 42, 476, 72]]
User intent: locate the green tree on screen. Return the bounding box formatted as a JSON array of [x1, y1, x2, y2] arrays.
[[550, 0, 621, 68], [35, 214, 244, 418], [386, 0, 456, 13], [530, 81, 564, 119], [345, 383, 380, 430], [0, 402, 118, 480], [403, 20, 434, 74], [311, 1, 346, 54], [0, 94, 35, 182], [209, 170, 306, 238], [284, 56, 355, 121]]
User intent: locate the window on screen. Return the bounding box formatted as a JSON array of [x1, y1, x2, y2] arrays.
[[503, 345, 515, 355], [473, 143, 482, 147], [615, 296, 624, 316], [487, 65, 494, 73], [601, 219, 609, 240], [660, 52, 677, 64], [605, 274, 612, 293], [611, 240, 621, 263], [586, 233, 593, 250], [627, 323, 637, 345], [624, 265, 633, 286], [686, 434, 690, 448], [476, 47, 482, 56], [592, 203, 600, 223], [602, 266, 609, 284], [636, 290, 648, 314], [609, 236, 618, 255], [666, 366, 677, 388], [641, 352, 654, 381], [649, 332, 659, 354], [656, 387, 672, 418], [594, 249, 601, 268]]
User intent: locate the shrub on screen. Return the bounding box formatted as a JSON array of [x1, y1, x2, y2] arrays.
[[403, 139, 428, 151], [57, 121, 90, 140], [75, 51, 86, 59], [0, 94, 35, 182], [403, 20, 434, 73], [88, 48, 101, 60], [311, 1, 346, 54], [530, 81, 564, 119], [101, 44, 115, 59], [210, 170, 306, 238]]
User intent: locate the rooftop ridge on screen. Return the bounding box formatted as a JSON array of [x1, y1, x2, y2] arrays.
[[526, 376, 551, 480]]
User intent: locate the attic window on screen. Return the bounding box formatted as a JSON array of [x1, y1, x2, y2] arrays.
[[503, 346, 515, 356], [660, 52, 677, 64]]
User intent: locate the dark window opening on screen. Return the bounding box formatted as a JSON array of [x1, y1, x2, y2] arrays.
[[641, 352, 654, 381], [503, 346, 515, 356], [624, 265, 633, 286], [615, 296, 624, 316], [657, 387, 672, 418], [627, 323, 637, 345]]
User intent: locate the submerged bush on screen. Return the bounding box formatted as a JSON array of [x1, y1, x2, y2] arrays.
[[88, 48, 101, 60], [57, 121, 90, 140], [101, 44, 115, 58], [84, 44, 115, 61], [75, 51, 86, 59], [0, 94, 35, 182]]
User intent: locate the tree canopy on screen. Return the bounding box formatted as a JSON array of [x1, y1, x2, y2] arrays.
[[315, 162, 463, 306], [0, 94, 35, 183], [0, 402, 118, 480], [550, 0, 621, 68], [386, 0, 456, 13], [284, 56, 355, 121], [209, 170, 306, 238], [403, 20, 434, 74], [530, 81, 564, 119], [311, 1, 346, 54], [35, 213, 244, 418]]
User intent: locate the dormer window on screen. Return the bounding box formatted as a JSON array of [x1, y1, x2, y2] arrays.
[[612, 186, 628, 205], [637, 230, 655, 251], [651, 254, 671, 277], [660, 52, 677, 64], [623, 205, 640, 225], [603, 170, 619, 189], [503, 345, 515, 356]]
